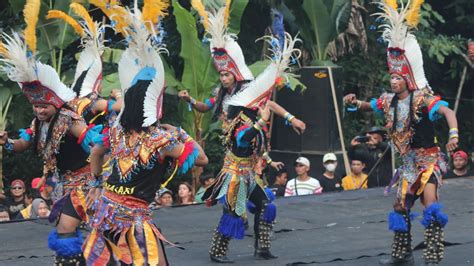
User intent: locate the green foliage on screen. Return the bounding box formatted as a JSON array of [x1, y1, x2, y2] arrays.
[[285, 0, 352, 64]]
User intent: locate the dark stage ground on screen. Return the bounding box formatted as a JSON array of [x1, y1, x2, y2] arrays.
[[1, 178, 473, 265]]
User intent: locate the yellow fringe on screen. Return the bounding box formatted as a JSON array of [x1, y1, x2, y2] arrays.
[[70, 3, 97, 34], [143, 223, 159, 265], [416, 164, 434, 196], [142, 0, 169, 30], [406, 0, 424, 28], [23, 0, 41, 54], [89, 0, 129, 35], [46, 10, 85, 37], [385, 0, 398, 11], [127, 224, 145, 265], [191, 0, 209, 30], [223, 0, 232, 26], [82, 229, 97, 259]]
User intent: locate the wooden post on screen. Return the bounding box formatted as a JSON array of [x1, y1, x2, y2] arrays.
[[454, 66, 467, 114], [328, 67, 350, 175]]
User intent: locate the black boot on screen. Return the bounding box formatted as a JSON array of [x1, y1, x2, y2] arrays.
[[380, 212, 414, 266], [423, 221, 444, 265], [209, 230, 234, 263], [254, 214, 277, 260], [54, 254, 86, 266]]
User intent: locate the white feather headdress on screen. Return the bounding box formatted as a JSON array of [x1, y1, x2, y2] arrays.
[[375, 0, 428, 91]]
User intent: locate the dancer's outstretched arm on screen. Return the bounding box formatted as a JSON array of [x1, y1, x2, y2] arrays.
[[343, 93, 373, 111], [0, 131, 31, 152], [436, 105, 459, 152], [178, 90, 213, 113]]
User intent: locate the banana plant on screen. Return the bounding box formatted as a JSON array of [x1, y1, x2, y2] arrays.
[[284, 0, 352, 65]]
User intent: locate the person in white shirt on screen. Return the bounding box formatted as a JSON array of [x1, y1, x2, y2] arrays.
[[285, 157, 323, 196]]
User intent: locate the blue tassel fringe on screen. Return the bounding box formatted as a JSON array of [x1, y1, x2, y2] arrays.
[[421, 203, 448, 228], [263, 203, 277, 223], [217, 213, 245, 240], [48, 229, 83, 257], [388, 211, 409, 232]]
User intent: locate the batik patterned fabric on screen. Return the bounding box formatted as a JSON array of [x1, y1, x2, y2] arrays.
[[370, 90, 448, 155], [208, 152, 266, 217], [83, 191, 172, 265], [85, 123, 197, 264], [370, 90, 448, 208]]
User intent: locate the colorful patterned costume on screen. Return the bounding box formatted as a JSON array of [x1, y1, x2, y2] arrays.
[[191, 1, 301, 262], [0, 2, 106, 264], [373, 1, 452, 265], [84, 124, 197, 265], [83, 1, 201, 265]]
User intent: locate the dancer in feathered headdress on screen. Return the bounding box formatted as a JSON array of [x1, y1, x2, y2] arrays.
[[47, 2, 123, 126], [83, 1, 208, 265], [0, 1, 105, 264], [187, 2, 302, 262], [343, 1, 459, 265], [178, 1, 306, 135]]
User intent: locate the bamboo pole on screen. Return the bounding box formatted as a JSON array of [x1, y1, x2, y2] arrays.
[[454, 66, 467, 114], [328, 67, 350, 175]]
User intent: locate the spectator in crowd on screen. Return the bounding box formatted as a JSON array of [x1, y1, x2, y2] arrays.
[[17, 198, 50, 219], [342, 158, 368, 191], [196, 173, 216, 203], [285, 157, 323, 196], [0, 204, 10, 222], [317, 153, 343, 192], [348, 127, 392, 188], [470, 148, 474, 169], [445, 150, 474, 179], [149, 188, 175, 209], [269, 168, 288, 197], [31, 177, 53, 207], [4, 179, 28, 219], [176, 182, 196, 205]]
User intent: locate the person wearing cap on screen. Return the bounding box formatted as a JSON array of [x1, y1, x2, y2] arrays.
[[284, 157, 323, 197], [344, 2, 459, 265], [349, 126, 392, 188], [317, 153, 343, 192], [31, 177, 53, 207], [4, 179, 28, 220], [150, 188, 174, 209], [444, 150, 474, 179]]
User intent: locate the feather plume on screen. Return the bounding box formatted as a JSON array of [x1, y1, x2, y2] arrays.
[[70, 3, 97, 35], [406, 0, 424, 28], [191, 0, 209, 30], [223, 0, 231, 26], [385, 0, 398, 11], [0, 32, 36, 82], [142, 0, 169, 26], [89, 0, 129, 35], [0, 41, 8, 57], [23, 0, 41, 54], [46, 10, 85, 37]]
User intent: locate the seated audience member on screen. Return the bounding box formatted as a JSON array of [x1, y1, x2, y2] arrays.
[[196, 173, 216, 203], [17, 198, 50, 219], [348, 127, 392, 188], [342, 158, 368, 191], [176, 182, 196, 205], [317, 153, 343, 192], [445, 150, 474, 179], [0, 205, 10, 222], [4, 179, 28, 219], [285, 157, 323, 196], [31, 177, 53, 207], [270, 168, 288, 197]]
